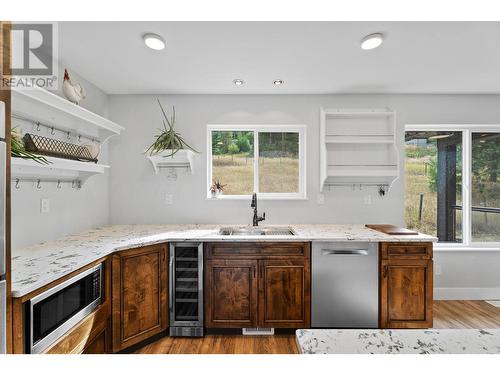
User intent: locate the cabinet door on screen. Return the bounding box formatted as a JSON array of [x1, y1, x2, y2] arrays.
[[112, 244, 168, 352], [205, 259, 258, 328], [259, 259, 310, 328], [82, 326, 108, 354], [380, 259, 433, 328]]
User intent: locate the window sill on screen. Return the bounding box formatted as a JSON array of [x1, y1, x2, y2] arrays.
[[206, 195, 308, 201], [435, 244, 500, 252]]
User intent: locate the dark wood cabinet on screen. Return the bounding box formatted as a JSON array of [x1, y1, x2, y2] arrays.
[[259, 259, 310, 327], [205, 259, 258, 327], [111, 243, 168, 352], [204, 242, 310, 329], [379, 242, 433, 328]]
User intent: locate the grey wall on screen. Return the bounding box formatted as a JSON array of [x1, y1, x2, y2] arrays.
[[11, 66, 110, 249], [108, 93, 500, 299]]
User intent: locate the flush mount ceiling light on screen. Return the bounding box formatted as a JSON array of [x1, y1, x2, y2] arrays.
[[143, 33, 166, 50], [233, 79, 245, 86], [273, 79, 284, 86], [360, 33, 384, 50]]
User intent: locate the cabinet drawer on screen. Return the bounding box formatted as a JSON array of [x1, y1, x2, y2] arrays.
[[381, 242, 432, 260], [206, 242, 310, 259]]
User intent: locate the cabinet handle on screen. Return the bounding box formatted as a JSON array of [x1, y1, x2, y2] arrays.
[[383, 265, 388, 278]]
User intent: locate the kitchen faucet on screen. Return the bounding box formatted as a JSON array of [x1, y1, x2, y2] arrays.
[[251, 193, 265, 226]]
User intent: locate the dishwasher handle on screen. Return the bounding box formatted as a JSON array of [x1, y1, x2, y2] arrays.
[[321, 249, 369, 256]]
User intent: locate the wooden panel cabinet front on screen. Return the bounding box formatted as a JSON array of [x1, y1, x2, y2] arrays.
[[82, 324, 108, 354], [45, 304, 110, 354], [380, 258, 433, 328], [259, 259, 310, 327], [205, 259, 258, 328], [111, 244, 168, 352], [204, 242, 311, 329]]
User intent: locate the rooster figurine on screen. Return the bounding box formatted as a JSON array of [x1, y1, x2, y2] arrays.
[[62, 69, 86, 105]]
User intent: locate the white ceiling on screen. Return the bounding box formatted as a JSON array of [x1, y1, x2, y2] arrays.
[[58, 21, 500, 95]]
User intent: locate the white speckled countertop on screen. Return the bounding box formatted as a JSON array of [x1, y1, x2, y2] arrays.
[[11, 224, 436, 297], [296, 329, 500, 354]]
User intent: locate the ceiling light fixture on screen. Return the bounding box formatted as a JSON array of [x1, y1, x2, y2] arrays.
[[360, 33, 384, 50], [233, 79, 244, 86], [143, 33, 166, 50], [273, 79, 284, 85]]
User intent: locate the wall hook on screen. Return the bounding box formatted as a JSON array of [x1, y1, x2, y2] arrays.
[[78, 135, 81, 143], [36, 122, 41, 131], [15, 178, 20, 189], [378, 185, 387, 196], [51, 127, 55, 135], [57, 180, 62, 189], [67, 132, 71, 140], [36, 179, 42, 189]]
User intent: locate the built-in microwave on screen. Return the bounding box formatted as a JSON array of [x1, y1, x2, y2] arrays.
[[24, 263, 103, 354]]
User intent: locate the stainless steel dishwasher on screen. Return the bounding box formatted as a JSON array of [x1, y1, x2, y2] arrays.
[[312, 242, 378, 328]]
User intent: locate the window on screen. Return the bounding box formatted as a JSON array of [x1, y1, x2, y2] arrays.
[[405, 125, 500, 247], [207, 125, 306, 199], [471, 133, 500, 242]]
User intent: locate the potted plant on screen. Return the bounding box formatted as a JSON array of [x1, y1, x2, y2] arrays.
[[11, 128, 50, 164], [145, 99, 198, 157], [209, 179, 226, 198]]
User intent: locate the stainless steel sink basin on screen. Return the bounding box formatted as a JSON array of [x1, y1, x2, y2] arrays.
[[219, 227, 296, 236]]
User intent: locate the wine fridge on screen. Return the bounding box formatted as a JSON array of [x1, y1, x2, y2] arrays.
[[169, 242, 204, 337]]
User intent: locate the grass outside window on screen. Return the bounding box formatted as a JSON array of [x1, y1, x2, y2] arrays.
[[208, 125, 306, 199]]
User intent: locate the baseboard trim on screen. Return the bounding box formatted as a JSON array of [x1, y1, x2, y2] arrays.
[[434, 287, 500, 300]]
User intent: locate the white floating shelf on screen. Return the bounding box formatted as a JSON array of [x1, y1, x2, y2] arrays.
[[148, 150, 196, 175], [11, 156, 109, 185], [327, 166, 398, 177], [323, 109, 395, 117], [325, 135, 394, 144], [320, 108, 399, 191], [12, 86, 124, 143]]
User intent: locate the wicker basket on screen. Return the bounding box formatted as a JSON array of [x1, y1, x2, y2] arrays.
[[23, 133, 98, 163]]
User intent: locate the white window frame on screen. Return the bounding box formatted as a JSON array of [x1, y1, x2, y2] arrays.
[[207, 124, 307, 200], [405, 124, 500, 251]]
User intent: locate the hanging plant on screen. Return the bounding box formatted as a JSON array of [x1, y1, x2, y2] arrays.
[[11, 128, 51, 165], [145, 99, 199, 158]]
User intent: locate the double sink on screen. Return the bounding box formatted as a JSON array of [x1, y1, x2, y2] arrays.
[[218, 227, 296, 236]]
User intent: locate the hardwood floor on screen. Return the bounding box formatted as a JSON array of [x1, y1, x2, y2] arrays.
[[137, 334, 299, 354], [433, 300, 500, 329], [136, 300, 500, 354]]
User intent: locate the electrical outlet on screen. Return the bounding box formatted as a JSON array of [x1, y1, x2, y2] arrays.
[[40, 198, 50, 213], [316, 194, 325, 205], [363, 194, 372, 205], [435, 263, 442, 276], [165, 194, 173, 205]]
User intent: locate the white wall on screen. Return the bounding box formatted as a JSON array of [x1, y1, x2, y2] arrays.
[[108, 93, 500, 300], [11, 66, 110, 249]]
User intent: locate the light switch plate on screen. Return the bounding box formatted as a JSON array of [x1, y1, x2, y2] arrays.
[[40, 198, 50, 213], [165, 194, 173, 205]]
